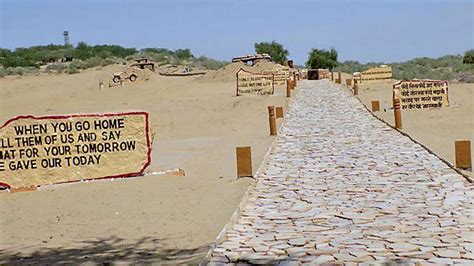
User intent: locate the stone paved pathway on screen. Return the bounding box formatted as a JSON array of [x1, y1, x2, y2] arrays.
[[208, 80, 473, 265]]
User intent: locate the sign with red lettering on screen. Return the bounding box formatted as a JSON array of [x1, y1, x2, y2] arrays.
[[0, 112, 151, 190]]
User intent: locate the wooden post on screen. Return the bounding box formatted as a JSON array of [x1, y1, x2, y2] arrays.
[[371, 101, 380, 112], [353, 80, 359, 95], [393, 98, 402, 129], [331, 72, 334, 81], [268, 106, 277, 136], [236, 146, 253, 177], [337, 72, 342, 84], [276, 107, 284, 118], [455, 140, 472, 170], [286, 79, 291, 97]]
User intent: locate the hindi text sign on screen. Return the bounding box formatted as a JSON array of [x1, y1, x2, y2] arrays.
[[236, 68, 274, 96], [393, 80, 449, 110], [0, 112, 151, 189]]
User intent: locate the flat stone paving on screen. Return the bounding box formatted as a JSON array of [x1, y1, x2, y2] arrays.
[[208, 80, 474, 265]]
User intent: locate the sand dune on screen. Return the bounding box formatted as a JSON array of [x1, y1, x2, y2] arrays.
[[0, 64, 288, 263]]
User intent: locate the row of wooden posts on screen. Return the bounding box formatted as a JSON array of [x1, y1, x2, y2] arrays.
[[342, 74, 472, 171], [236, 70, 471, 178], [236, 106, 285, 178], [236, 74, 300, 177]]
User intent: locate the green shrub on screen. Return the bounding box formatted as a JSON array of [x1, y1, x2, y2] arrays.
[[306, 48, 338, 70], [45, 64, 68, 73], [101, 57, 116, 66], [190, 56, 228, 70], [83, 56, 104, 69], [254, 41, 289, 65], [0, 67, 6, 77], [463, 50, 474, 64], [67, 64, 79, 74]]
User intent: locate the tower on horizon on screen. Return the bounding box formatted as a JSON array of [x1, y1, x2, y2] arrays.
[[63, 31, 70, 46]]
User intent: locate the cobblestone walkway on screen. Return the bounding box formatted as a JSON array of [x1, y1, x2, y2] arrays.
[[208, 80, 473, 265]]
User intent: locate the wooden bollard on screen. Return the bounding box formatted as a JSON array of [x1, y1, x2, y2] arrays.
[[337, 72, 342, 84], [268, 106, 277, 136], [353, 80, 359, 95], [276, 107, 284, 118], [393, 98, 402, 129], [236, 146, 253, 177], [331, 72, 334, 81], [286, 79, 291, 97], [371, 101, 380, 112], [455, 140, 472, 170]]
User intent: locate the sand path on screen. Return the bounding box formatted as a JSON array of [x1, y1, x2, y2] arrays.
[[207, 80, 474, 264]]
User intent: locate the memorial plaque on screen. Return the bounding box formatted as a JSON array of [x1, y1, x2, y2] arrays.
[[0, 112, 151, 189], [262, 67, 290, 85], [393, 80, 449, 110], [361, 66, 392, 82], [236, 68, 274, 96]]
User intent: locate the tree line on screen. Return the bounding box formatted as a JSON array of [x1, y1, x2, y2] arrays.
[[1, 41, 473, 82], [254, 41, 473, 82]]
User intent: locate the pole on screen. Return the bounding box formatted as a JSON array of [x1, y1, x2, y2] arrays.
[[393, 98, 402, 129], [268, 106, 277, 136]]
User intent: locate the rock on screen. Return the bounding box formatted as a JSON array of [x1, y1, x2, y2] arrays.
[[433, 249, 461, 259], [288, 238, 307, 247]]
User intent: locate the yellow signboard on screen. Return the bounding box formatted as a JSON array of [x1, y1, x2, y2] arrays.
[[0, 112, 151, 189], [361, 65, 392, 82], [261, 67, 290, 85], [236, 68, 274, 96], [393, 80, 449, 110], [318, 69, 331, 80]]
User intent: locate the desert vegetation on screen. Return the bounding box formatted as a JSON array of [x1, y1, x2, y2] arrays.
[[306, 48, 338, 70], [335, 51, 474, 82], [1, 43, 473, 82], [254, 41, 289, 65], [0, 43, 228, 76]]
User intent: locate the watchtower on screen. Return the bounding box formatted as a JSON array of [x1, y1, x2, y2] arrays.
[[63, 31, 70, 46]]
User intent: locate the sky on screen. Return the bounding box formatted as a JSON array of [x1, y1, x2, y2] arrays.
[[1, 0, 473, 65]]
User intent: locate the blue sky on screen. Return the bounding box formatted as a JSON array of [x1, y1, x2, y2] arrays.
[[1, 0, 473, 64]]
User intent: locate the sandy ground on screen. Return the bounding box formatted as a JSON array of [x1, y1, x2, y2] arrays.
[[0, 65, 288, 263], [353, 79, 473, 179]]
